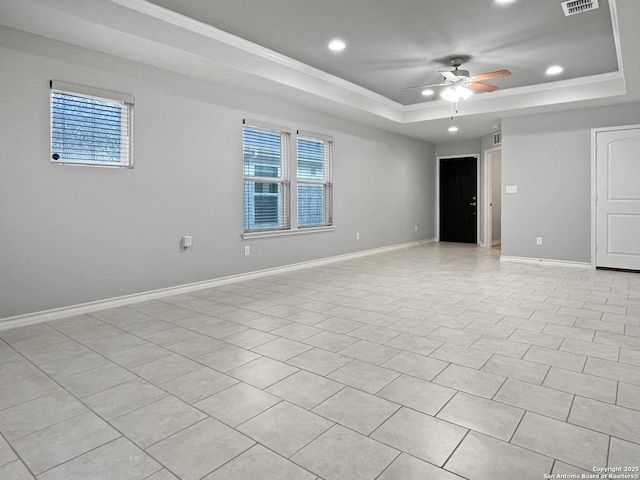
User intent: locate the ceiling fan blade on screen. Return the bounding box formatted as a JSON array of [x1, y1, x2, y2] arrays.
[[467, 82, 498, 92], [471, 69, 511, 82], [403, 82, 448, 90], [440, 70, 459, 82]]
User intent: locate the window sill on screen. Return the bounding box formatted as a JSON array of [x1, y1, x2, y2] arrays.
[[242, 225, 335, 240]]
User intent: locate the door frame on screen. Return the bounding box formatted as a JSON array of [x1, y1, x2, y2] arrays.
[[436, 153, 480, 244], [482, 147, 501, 248], [591, 124, 640, 268]]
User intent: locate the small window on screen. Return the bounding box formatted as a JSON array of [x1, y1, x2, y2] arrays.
[[297, 132, 333, 227], [50, 81, 134, 167], [243, 123, 290, 231]]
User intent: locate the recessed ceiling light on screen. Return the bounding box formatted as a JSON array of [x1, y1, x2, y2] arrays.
[[328, 39, 346, 52], [421, 89, 434, 96], [448, 126, 459, 132], [546, 65, 564, 75], [495, 0, 516, 4]]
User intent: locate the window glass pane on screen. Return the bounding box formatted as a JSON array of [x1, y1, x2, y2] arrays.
[[51, 91, 131, 166], [298, 184, 325, 226], [297, 137, 324, 180], [244, 181, 284, 230], [243, 128, 282, 177]]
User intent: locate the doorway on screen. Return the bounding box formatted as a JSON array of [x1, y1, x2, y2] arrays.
[[484, 148, 502, 248], [593, 125, 640, 270], [439, 156, 478, 243]]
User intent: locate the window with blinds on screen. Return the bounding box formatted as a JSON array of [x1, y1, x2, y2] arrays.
[[50, 81, 134, 167], [297, 133, 333, 227], [243, 123, 290, 231]]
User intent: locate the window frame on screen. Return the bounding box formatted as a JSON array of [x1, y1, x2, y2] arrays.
[[242, 120, 335, 239], [50, 80, 134, 168], [296, 130, 333, 228]]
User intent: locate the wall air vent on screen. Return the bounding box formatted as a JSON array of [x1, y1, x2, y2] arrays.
[[561, 0, 599, 16], [493, 132, 502, 146]]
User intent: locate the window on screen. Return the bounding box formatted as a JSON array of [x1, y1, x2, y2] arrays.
[[50, 81, 134, 167], [297, 132, 333, 227], [243, 123, 290, 231]]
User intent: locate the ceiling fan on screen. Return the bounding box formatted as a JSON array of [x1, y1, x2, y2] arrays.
[[407, 57, 511, 102]]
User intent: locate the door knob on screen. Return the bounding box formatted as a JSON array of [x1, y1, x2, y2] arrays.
[[469, 202, 477, 206]]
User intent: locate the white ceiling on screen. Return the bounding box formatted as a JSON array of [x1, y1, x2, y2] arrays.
[[1, 0, 639, 143]]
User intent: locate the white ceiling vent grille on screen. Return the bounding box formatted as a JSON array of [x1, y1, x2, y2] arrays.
[[561, 0, 599, 16], [493, 132, 502, 146]]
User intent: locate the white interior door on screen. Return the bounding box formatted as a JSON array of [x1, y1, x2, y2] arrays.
[[596, 127, 640, 269]]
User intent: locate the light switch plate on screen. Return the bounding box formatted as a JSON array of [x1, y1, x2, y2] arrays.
[[506, 185, 518, 194]]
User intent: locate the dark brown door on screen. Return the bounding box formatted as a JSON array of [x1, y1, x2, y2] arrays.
[[439, 157, 477, 243]]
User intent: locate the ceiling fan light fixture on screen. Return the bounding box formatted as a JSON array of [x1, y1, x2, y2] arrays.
[[441, 85, 473, 102]]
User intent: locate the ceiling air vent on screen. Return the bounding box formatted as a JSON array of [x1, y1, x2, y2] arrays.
[[561, 0, 599, 16], [493, 132, 502, 146]]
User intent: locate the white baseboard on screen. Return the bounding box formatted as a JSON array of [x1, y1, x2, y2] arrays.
[[500, 255, 592, 269], [0, 239, 434, 331]]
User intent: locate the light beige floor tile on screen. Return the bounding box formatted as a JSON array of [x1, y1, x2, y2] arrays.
[[494, 378, 574, 420], [166, 335, 225, 359], [542, 367, 617, 403], [464, 322, 515, 339], [0, 390, 87, 441], [551, 461, 593, 477], [37, 437, 161, 480], [433, 364, 506, 398], [523, 346, 587, 372], [194, 382, 280, 427], [511, 412, 608, 471], [105, 343, 171, 369], [574, 318, 625, 334], [291, 425, 399, 480], [160, 367, 238, 404], [147, 418, 254, 480], [542, 324, 596, 342], [252, 337, 312, 361], [619, 347, 640, 366], [81, 331, 146, 355], [203, 444, 316, 480], [196, 345, 261, 372], [223, 328, 277, 349], [583, 357, 640, 385], [266, 370, 344, 409], [595, 331, 640, 350], [0, 460, 34, 480], [382, 351, 449, 381], [12, 339, 89, 366], [34, 348, 112, 379], [427, 327, 481, 347], [83, 378, 167, 420], [437, 391, 524, 441], [123, 319, 175, 337], [371, 407, 466, 466], [0, 435, 17, 467], [377, 374, 455, 415], [314, 317, 362, 334], [11, 412, 120, 475], [111, 395, 206, 449], [286, 347, 352, 375], [559, 337, 620, 361], [470, 336, 530, 358], [238, 401, 333, 457], [378, 453, 464, 480], [338, 339, 400, 364], [131, 354, 201, 385], [313, 387, 398, 435], [481, 354, 549, 384], [498, 316, 548, 333], [618, 382, 640, 411], [429, 343, 492, 369], [385, 332, 442, 356], [445, 431, 553, 480], [0, 373, 61, 411], [56, 363, 135, 398], [328, 360, 400, 394], [145, 469, 180, 480], [227, 356, 298, 389], [348, 325, 400, 344], [608, 437, 640, 468], [304, 331, 359, 353], [508, 329, 564, 349], [243, 315, 292, 331], [569, 396, 640, 444]]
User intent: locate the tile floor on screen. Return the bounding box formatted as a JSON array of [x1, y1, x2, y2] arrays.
[[1, 242, 640, 480]]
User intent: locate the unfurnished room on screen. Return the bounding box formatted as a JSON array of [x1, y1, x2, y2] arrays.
[[0, 0, 639, 479]]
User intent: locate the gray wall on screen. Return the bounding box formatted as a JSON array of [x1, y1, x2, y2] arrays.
[[0, 30, 436, 318], [501, 103, 640, 263]]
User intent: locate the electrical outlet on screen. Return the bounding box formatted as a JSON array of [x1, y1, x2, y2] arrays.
[[536, 237, 543, 246], [356, 232, 360, 240], [414, 225, 418, 232], [244, 246, 250, 256]]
